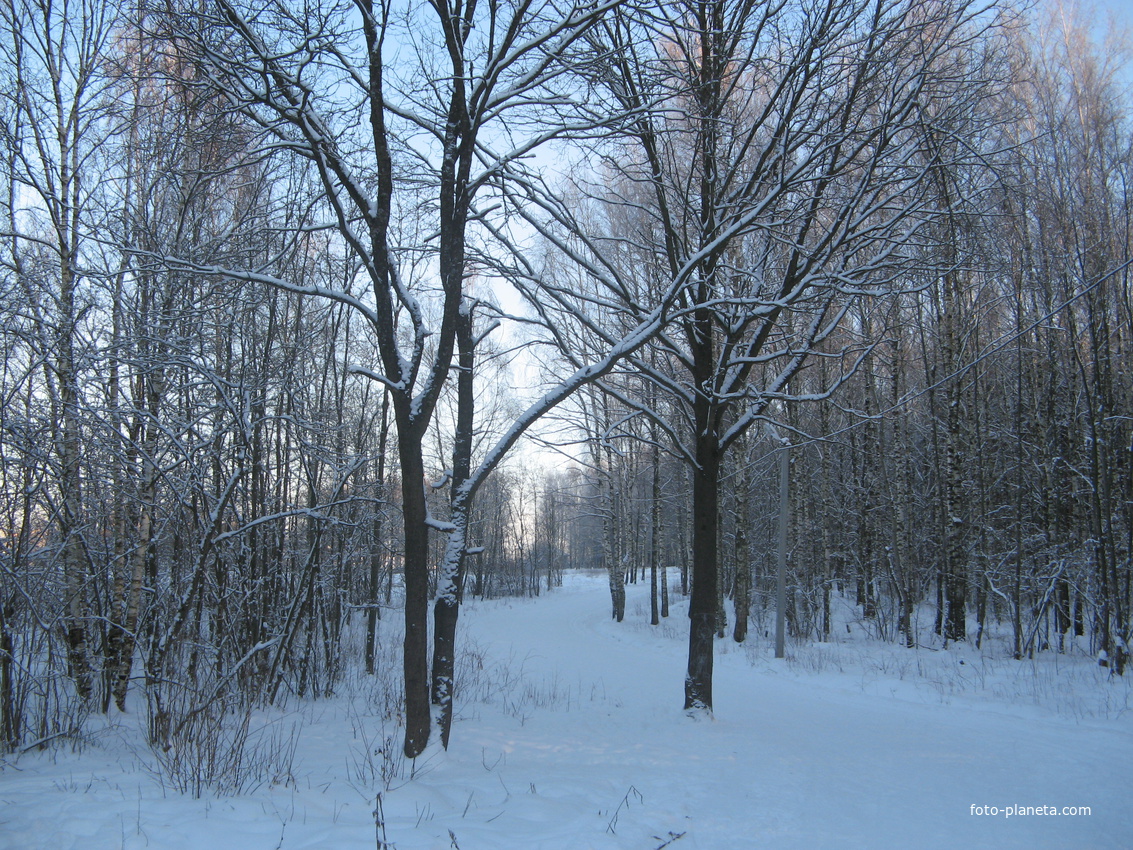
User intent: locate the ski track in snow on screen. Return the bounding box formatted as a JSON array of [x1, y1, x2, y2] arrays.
[[1, 572, 1130, 849]]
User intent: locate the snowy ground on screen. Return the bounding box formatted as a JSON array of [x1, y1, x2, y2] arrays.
[[2, 572, 1131, 849]]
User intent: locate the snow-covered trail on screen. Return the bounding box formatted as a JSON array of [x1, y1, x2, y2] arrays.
[[2, 572, 1130, 849], [418, 573, 1132, 849]]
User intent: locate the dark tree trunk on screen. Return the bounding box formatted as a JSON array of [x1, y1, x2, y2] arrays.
[[396, 419, 431, 758], [685, 429, 720, 712], [1055, 577, 1071, 652], [366, 393, 389, 676], [1, 604, 16, 752], [733, 453, 751, 643], [732, 519, 749, 643], [650, 442, 661, 627]]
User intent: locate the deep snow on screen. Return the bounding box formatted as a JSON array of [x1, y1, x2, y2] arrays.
[[2, 572, 1130, 849]]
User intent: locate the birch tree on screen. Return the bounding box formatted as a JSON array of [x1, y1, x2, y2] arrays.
[[1, 0, 124, 701]]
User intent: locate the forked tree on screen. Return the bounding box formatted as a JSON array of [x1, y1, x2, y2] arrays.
[[155, 0, 685, 755]]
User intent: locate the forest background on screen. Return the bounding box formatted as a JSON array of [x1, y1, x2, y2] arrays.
[[1, 0, 1131, 798]]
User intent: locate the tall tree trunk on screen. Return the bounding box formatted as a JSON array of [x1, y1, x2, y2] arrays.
[[733, 456, 751, 643], [604, 474, 626, 622], [0, 592, 15, 751], [58, 262, 93, 701], [396, 416, 431, 758], [650, 442, 661, 627], [107, 365, 163, 711], [431, 301, 475, 749], [732, 517, 750, 643], [685, 426, 720, 712], [366, 393, 390, 676]]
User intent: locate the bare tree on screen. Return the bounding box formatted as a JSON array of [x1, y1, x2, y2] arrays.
[[1, 0, 126, 702], [996, 3, 1133, 670], [554, 0, 1008, 712], [154, 0, 647, 756]]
